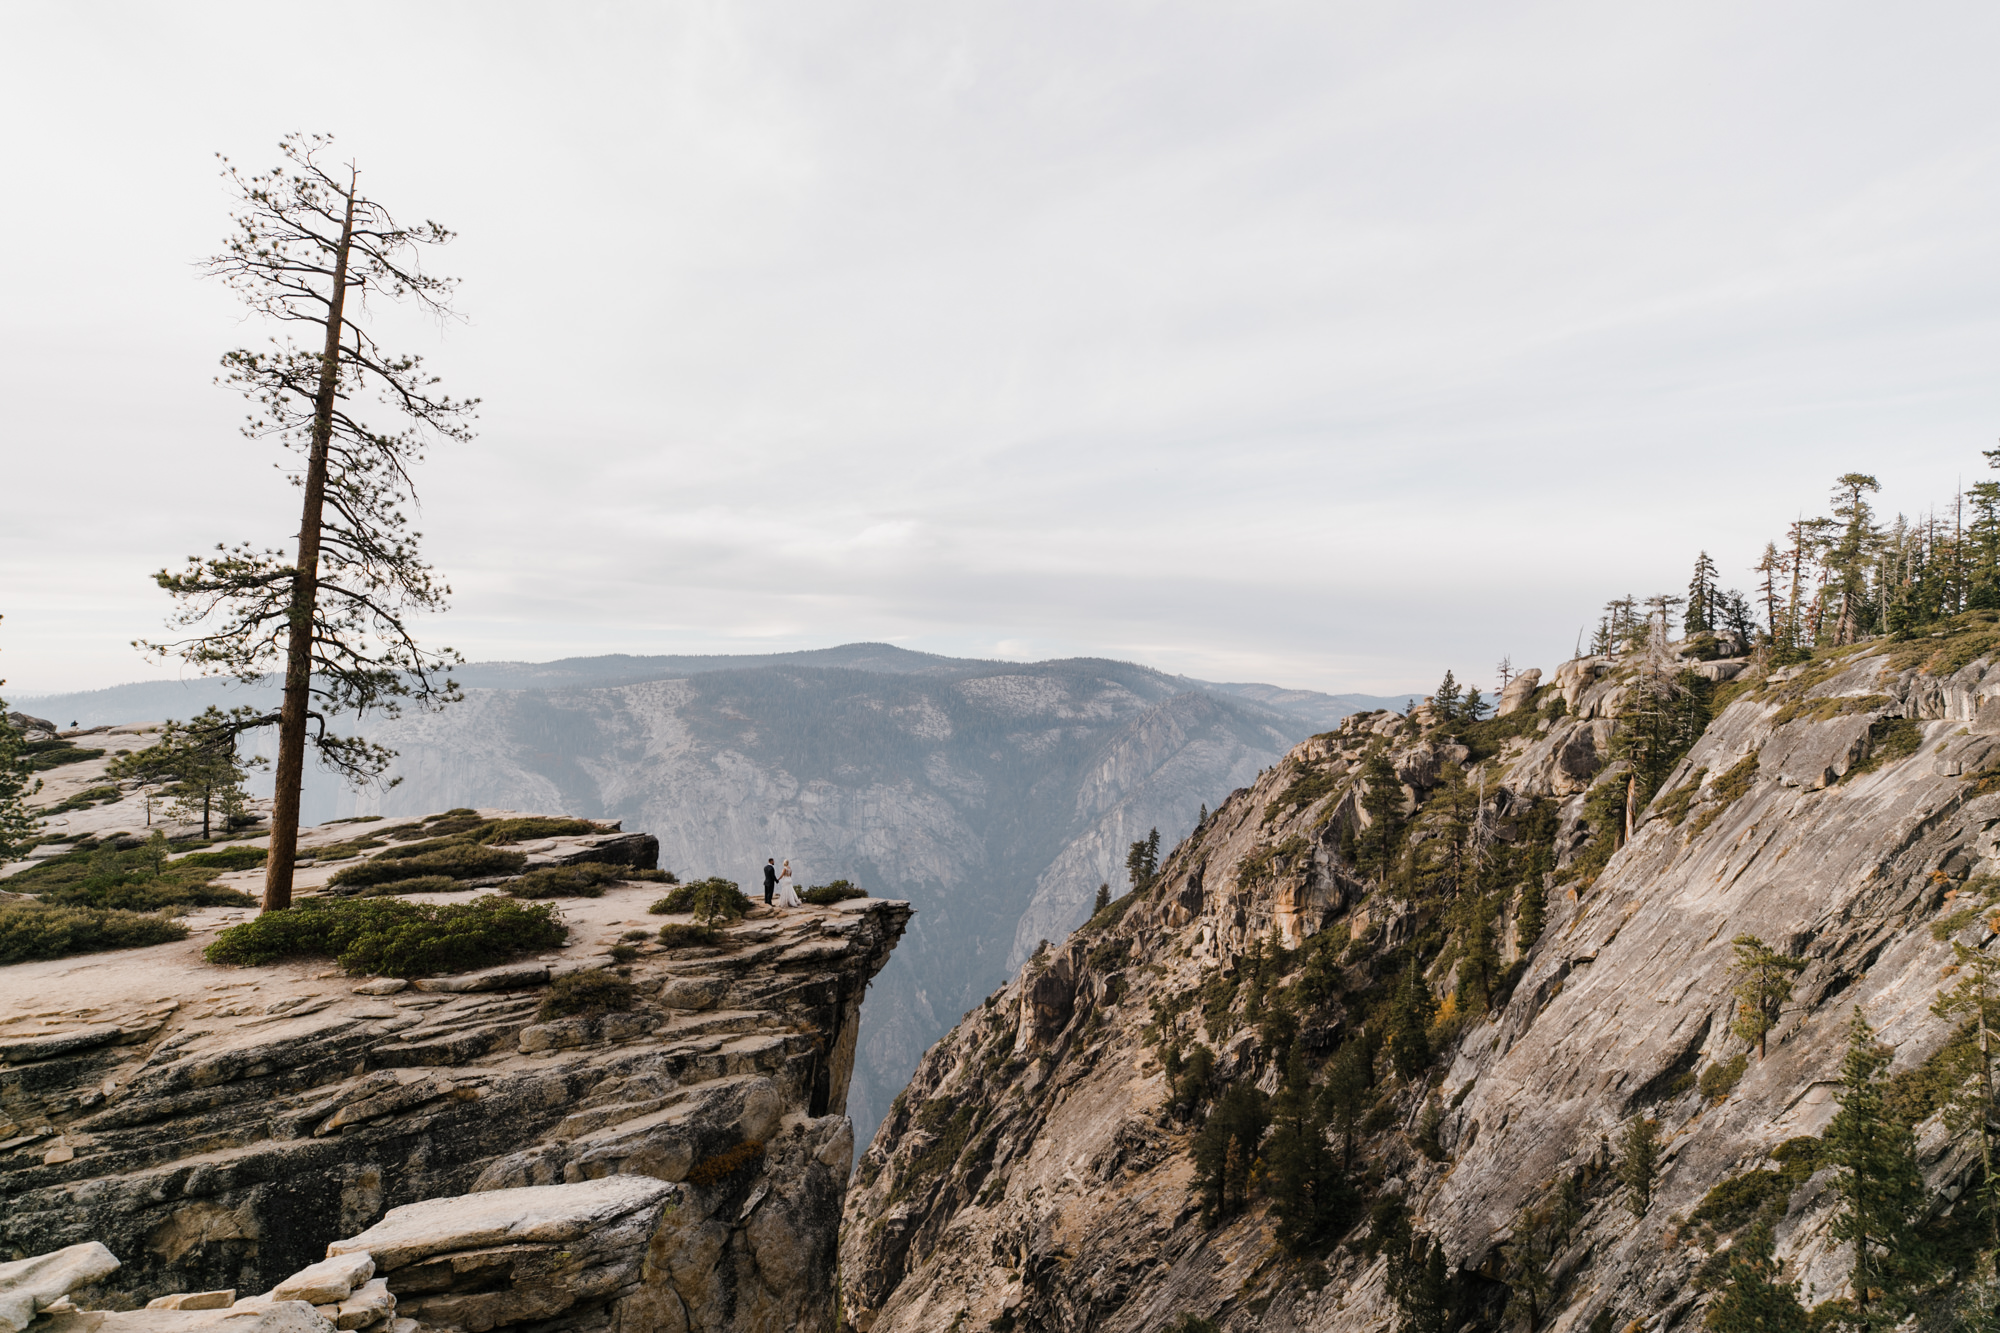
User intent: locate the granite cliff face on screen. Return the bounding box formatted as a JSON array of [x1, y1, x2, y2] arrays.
[[16, 648, 1392, 1157], [0, 815, 908, 1333], [839, 628, 2000, 1331]]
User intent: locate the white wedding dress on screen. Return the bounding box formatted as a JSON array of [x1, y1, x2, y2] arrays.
[[776, 866, 800, 908]]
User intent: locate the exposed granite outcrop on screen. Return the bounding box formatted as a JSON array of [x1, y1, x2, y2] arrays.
[[0, 818, 908, 1333], [840, 638, 2000, 1331]]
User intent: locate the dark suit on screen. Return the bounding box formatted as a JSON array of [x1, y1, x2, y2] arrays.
[[763, 863, 778, 905]]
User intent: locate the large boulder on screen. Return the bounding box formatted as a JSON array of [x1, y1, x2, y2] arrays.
[[1, 1244, 120, 1333], [1496, 668, 1542, 716]]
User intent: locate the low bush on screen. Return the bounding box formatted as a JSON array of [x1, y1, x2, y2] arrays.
[[685, 1139, 764, 1188], [44, 879, 254, 911], [801, 880, 867, 905], [1690, 1169, 1787, 1231], [537, 967, 637, 1021], [1699, 1052, 1749, 1102], [325, 874, 464, 898], [607, 943, 640, 964], [21, 741, 107, 772], [505, 863, 618, 899], [203, 894, 566, 977], [658, 922, 724, 948], [176, 846, 269, 871], [469, 816, 606, 844], [328, 843, 528, 889], [650, 877, 752, 922], [0, 902, 189, 963], [48, 785, 121, 814], [12, 839, 257, 911]]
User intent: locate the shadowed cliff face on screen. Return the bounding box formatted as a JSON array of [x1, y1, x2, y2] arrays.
[[301, 663, 1300, 1158], [839, 635, 2000, 1333]]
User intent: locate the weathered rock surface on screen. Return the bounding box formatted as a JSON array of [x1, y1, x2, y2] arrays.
[[0, 826, 908, 1333], [1, 1244, 120, 1333], [841, 639, 2000, 1331]]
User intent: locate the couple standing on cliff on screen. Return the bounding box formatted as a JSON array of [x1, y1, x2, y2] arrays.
[[762, 858, 800, 909]]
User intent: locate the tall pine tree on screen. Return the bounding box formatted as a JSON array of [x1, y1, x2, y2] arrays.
[[1826, 1008, 1929, 1310]]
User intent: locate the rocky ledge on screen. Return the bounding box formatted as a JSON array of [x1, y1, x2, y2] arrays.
[[0, 819, 909, 1333]]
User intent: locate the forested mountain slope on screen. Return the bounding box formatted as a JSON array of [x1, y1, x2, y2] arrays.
[[839, 620, 2000, 1332]]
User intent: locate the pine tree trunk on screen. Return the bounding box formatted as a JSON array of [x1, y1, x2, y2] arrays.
[[262, 186, 358, 914]]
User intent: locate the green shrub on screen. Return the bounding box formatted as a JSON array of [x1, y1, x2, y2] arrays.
[[204, 895, 566, 977], [801, 880, 867, 905], [43, 879, 253, 911], [0, 902, 190, 962], [11, 838, 257, 910], [650, 877, 752, 922], [1690, 1169, 1787, 1231], [328, 843, 528, 888], [537, 967, 638, 1021], [1700, 1053, 1749, 1102], [21, 742, 106, 772], [607, 943, 640, 964], [1771, 1136, 1823, 1186], [468, 816, 605, 844], [48, 785, 121, 814], [658, 922, 723, 948], [176, 846, 268, 871], [505, 863, 622, 899], [327, 874, 463, 898]]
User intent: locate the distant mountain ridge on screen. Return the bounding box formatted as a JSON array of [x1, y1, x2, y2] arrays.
[[16, 642, 1416, 734]]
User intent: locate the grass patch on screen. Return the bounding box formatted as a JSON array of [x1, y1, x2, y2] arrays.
[[203, 894, 565, 977], [20, 740, 107, 772], [1840, 717, 1923, 784], [504, 862, 642, 899], [46, 785, 122, 814], [0, 902, 190, 963], [1686, 751, 1759, 840], [1566, 779, 1627, 885], [1456, 704, 1547, 762], [536, 967, 637, 1021], [657, 922, 724, 948], [9, 840, 257, 910], [801, 879, 867, 905], [325, 874, 463, 898], [686, 1138, 765, 1188], [1690, 1169, 1788, 1231], [307, 837, 387, 860], [1264, 760, 1342, 824], [1654, 767, 1706, 826], [328, 842, 528, 889], [1886, 1024, 1978, 1125], [1769, 693, 1890, 727], [176, 846, 268, 871], [650, 877, 752, 922], [891, 1100, 978, 1203], [1883, 612, 2000, 676], [1699, 1052, 1749, 1102]]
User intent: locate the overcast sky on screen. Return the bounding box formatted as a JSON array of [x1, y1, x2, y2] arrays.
[[5, 3, 2000, 699]]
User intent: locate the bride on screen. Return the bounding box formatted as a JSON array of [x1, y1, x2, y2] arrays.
[[776, 859, 801, 909]]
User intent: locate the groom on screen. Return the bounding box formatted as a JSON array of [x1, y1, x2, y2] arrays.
[[762, 858, 778, 906]]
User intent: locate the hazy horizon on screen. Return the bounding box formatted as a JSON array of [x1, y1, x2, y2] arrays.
[[7, 4, 2000, 696]]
